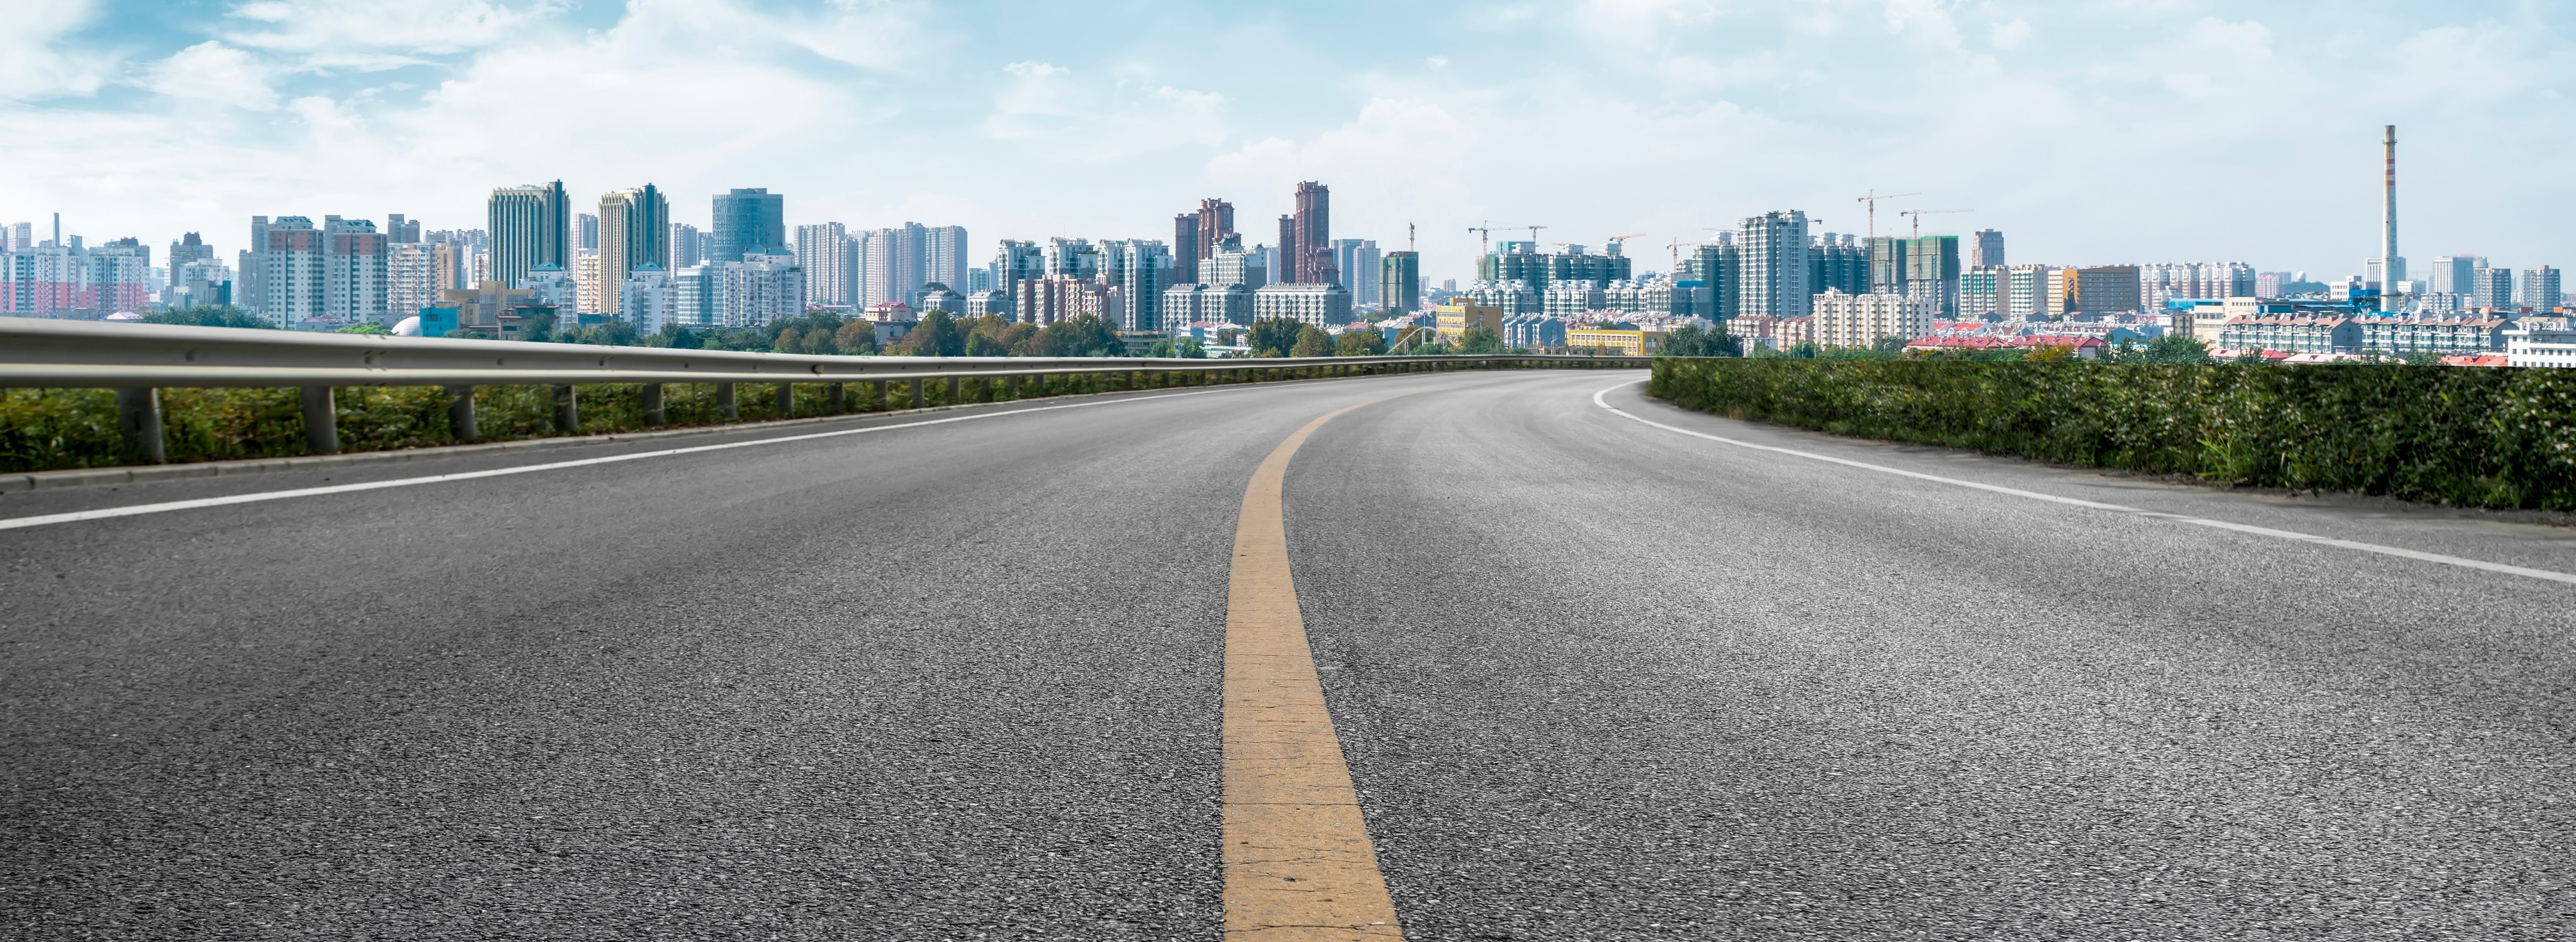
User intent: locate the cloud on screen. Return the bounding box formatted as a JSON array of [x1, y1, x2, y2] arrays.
[[0, 0, 115, 101], [222, 0, 569, 56], [144, 42, 283, 110], [982, 61, 1228, 161]]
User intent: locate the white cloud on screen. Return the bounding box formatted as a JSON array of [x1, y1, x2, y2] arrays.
[[0, 0, 115, 101], [982, 62, 1228, 161], [1989, 18, 2032, 49], [144, 42, 282, 111], [222, 0, 567, 55]]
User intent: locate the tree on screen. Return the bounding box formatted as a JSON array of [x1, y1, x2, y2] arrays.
[[555, 319, 640, 347], [143, 306, 271, 330], [1030, 314, 1121, 357], [1246, 317, 1304, 358], [2024, 344, 2077, 362], [2121, 333, 2214, 364], [1657, 323, 1741, 358], [835, 320, 879, 355], [1457, 325, 1503, 354], [1871, 335, 1909, 358], [1290, 324, 1332, 358], [335, 322, 390, 335], [1177, 337, 1208, 359], [903, 310, 968, 356], [1335, 326, 1389, 357], [2401, 348, 2445, 366]]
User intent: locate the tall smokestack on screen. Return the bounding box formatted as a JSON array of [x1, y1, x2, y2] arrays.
[[2382, 124, 2398, 312]]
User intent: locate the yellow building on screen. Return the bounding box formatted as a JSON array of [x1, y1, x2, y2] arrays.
[[1435, 301, 1503, 342], [1566, 327, 1662, 355]]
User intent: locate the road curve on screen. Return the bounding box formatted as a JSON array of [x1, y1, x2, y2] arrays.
[[4, 370, 2572, 939]]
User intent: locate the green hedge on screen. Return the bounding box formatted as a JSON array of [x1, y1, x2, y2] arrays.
[[1647, 359, 2576, 510], [0, 372, 1167, 475]]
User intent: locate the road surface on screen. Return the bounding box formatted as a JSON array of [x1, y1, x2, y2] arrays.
[[4, 369, 2570, 939]]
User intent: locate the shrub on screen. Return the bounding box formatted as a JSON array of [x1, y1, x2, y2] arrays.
[[1647, 358, 2576, 510]]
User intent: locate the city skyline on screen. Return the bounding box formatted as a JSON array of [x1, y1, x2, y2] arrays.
[[2, 1, 2573, 281]]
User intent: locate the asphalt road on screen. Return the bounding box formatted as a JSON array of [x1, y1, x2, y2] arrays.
[[6, 369, 2573, 939]]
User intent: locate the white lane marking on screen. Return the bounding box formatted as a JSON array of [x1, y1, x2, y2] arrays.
[[1, 387, 1244, 532], [1592, 378, 2576, 587]]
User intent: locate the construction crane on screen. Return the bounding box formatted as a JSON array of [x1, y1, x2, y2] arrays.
[[1855, 189, 1921, 241], [1898, 208, 1973, 239], [1666, 237, 1693, 273]]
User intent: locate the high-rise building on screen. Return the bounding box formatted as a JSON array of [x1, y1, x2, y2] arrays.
[[167, 233, 215, 292], [487, 181, 570, 290], [2428, 255, 2474, 296], [1276, 216, 1297, 281], [2071, 265, 2141, 317], [1737, 210, 1811, 320], [1684, 235, 1739, 320], [1812, 288, 1930, 348], [1205, 239, 1267, 292], [858, 224, 932, 305], [1293, 182, 1332, 285], [1332, 239, 1378, 308], [572, 251, 601, 314], [2520, 267, 2560, 312], [574, 212, 599, 252], [1970, 229, 2005, 269], [1173, 214, 1200, 285], [1180, 198, 1235, 283], [388, 241, 456, 321], [323, 216, 388, 324], [240, 215, 274, 312], [1120, 240, 1172, 330], [669, 224, 705, 268], [2470, 266, 2513, 310], [992, 239, 1044, 307], [385, 214, 421, 244], [85, 237, 151, 313], [710, 187, 785, 262], [1381, 251, 1420, 312], [257, 217, 325, 326], [921, 225, 969, 293], [796, 223, 851, 305], [597, 185, 670, 314], [621, 264, 673, 333], [1809, 234, 1867, 296], [1904, 235, 1962, 317]]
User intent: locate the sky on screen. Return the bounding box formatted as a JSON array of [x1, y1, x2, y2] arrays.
[[3, 0, 2573, 282]]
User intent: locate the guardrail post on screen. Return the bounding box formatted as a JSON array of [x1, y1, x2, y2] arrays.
[[828, 382, 846, 413], [946, 376, 960, 404], [446, 385, 477, 442], [717, 382, 738, 421], [301, 386, 339, 455], [910, 378, 925, 409], [775, 382, 795, 419], [116, 387, 165, 464], [642, 383, 665, 425], [553, 385, 578, 433]]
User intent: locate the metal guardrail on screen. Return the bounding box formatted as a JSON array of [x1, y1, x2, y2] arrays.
[[0, 318, 1640, 386], [1, 317, 1648, 464]]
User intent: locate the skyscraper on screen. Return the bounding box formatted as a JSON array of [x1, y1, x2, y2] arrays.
[[167, 233, 214, 292], [1381, 251, 1420, 312], [2470, 266, 2513, 310], [1905, 235, 1962, 317], [2520, 267, 2560, 312], [1332, 239, 1379, 308], [1971, 229, 2005, 269], [1737, 210, 1811, 320], [796, 223, 852, 305], [711, 188, 785, 262], [1276, 216, 1296, 281], [598, 185, 670, 315], [256, 217, 324, 326], [1294, 182, 1332, 285], [669, 224, 705, 268], [385, 214, 421, 243], [2429, 255, 2475, 296], [574, 213, 599, 252], [1178, 198, 1235, 283], [921, 225, 970, 292], [487, 181, 570, 289], [322, 216, 387, 324], [1121, 240, 1172, 330]]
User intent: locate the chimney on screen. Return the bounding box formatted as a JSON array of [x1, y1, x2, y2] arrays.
[[2382, 124, 2398, 312]]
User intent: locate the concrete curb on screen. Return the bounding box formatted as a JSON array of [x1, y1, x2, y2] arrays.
[[0, 390, 1123, 495]]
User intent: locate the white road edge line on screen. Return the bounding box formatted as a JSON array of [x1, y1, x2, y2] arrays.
[[1591, 378, 2576, 587], [0, 387, 1246, 532]]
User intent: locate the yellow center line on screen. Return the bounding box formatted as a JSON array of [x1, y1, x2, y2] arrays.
[[1224, 395, 1410, 941]]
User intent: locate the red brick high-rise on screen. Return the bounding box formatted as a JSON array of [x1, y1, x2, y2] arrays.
[[1293, 181, 1331, 285]]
